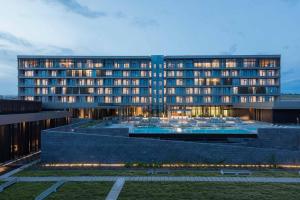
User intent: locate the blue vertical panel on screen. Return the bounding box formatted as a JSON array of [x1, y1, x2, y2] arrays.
[[151, 55, 164, 115]]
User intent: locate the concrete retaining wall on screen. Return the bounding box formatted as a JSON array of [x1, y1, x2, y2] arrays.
[[41, 129, 300, 164]]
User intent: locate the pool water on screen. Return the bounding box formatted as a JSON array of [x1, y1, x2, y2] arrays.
[[130, 127, 253, 134]]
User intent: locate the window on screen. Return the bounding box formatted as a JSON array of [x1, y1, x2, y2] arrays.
[[123, 88, 130, 95], [203, 88, 211, 95], [258, 96, 265, 102], [222, 96, 231, 103], [132, 88, 140, 95], [132, 79, 139, 86], [240, 79, 248, 86], [186, 96, 193, 103], [123, 71, 130, 77], [212, 59, 220, 68], [226, 59, 236, 68], [51, 71, 57, 77], [240, 96, 247, 103], [132, 97, 140, 103], [25, 71, 34, 77], [87, 79, 94, 86], [97, 88, 103, 94], [114, 97, 121, 103], [114, 79, 122, 86], [141, 63, 147, 69], [86, 70, 92, 77], [141, 71, 147, 77], [176, 79, 183, 86], [176, 96, 183, 103], [86, 60, 93, 68], [124, 63, 130, 68], [114, 62, 120, 69], [105, 97, 112, 103], [249, 96, 256, 103], [105, 70, 112, 76], [105, 88, 112, 94], [243, 59, 256, 67], [260, 59, 277, 68], [123, 79, 130, 85], [259, 70, 266, 76], [204, 96, 212, 103], [186, 88, 193, 95], [168, 88, 175, 94], [176, 71, 183, 77]]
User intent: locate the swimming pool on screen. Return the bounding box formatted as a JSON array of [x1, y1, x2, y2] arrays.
[[129, 127, 253, 134]]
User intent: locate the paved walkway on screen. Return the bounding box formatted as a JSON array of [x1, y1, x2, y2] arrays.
[[105, 178, 125, 200], [3, 176, 300, 183]]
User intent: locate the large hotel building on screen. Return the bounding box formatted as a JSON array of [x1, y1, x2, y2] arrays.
[[18, 55, 281, 119]]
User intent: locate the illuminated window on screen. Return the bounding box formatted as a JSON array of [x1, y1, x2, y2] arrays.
[[25, 71, 34, 77], [60, 79, 66, 86], [204, 71, 211, 77], [123, 79, 130, 85], [226, 59, 236, 68], [194, 78, 205, 86], [68, 96, 75, 103], [258, 96, 265, 102], [45, 60, 53, 68], [114, 96, 121, 103], [25, 96, 34, 101], [42, 79, 48, 86], [231, 70, 238, 76], [260, 59, 277, 68], [243, 59, 256, 67], [141, 63, 147, 69], [267, 79, 275, 85], [87, 96, 94, 103], [123, 88, 130, 95], [249, 96, 256, 103], [79, 79, 85, 86], [204, 96, 212, 103], [123, 71, 130, 77], [141, 71, 147, 77], [106, 70, 112, 76], [61, 97, 67, 103], [105, 97, 112, 103], [124, 63, 130, 68], [60, 59, 73, 68], [50, 87, 56, 94], [176, 96, 183, 103], [194, 88, 200, 94], [212, 59, 220, 68], [222, 70, 229, 77], [168, 71, 175, 77], [141, 97, 147, 103], [194, 71, 200, 77], [87, 79, 94, 85], [259, 79, 266, 85], [267, 70, 276, 76], [114, 79, 122, 86], [94, 62, 103, 68], [88, 88, 94, 94], [132, 97, 140, 103], [97, 79, 103, 86], [203, 88, 211, 95], [41, 88, 48, 95], [186, 96, 193, 103], [176, 71, 183, 77], [168, 88, 175, 94], [86, 60, 93, 68], [269, 96, 274, 102], [51, 71, 57, 77], [86, 70, 92, 77], [222, 96, 231, 103], [132, 79, 139, 86], [186, 88, 193, 95], [240, 96, 247, 103], [114, 62, 120, 68], [105, 88, 112, 94], [176, 79, 183, 86], [233, 87, 238, 94], [240, 79, 248, 86], [259, 70, 266, 76], [97, 88, 103, 94], [132, 88, 140, 95]]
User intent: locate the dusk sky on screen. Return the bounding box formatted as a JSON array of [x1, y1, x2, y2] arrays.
[[0, 0, 300, 95]]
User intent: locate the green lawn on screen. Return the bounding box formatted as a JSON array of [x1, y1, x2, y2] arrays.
[[47, 182, 113, 200], [119, 182, 300, 200], [15, 168, 300, 177], [0, 182, 53, 200]]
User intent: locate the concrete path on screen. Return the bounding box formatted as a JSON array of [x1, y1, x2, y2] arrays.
[[4, 176, 300, 183], [0, 160, 40, 179], [105, 178, 125, 200]]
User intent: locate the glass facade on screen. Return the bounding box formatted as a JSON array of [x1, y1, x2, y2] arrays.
[[18, 55, 280, 117]]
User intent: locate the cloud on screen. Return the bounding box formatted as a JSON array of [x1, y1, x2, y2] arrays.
[[0, 31, 32, 47], [43, 0, 107, 18], [132, 18, 159, 28]]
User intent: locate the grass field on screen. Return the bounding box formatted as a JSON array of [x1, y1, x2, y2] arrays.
[[119, 182, 300, 200], [47, 182, 113, 200], [0, 182, 53, 200], [15, 168, 300, 177]]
